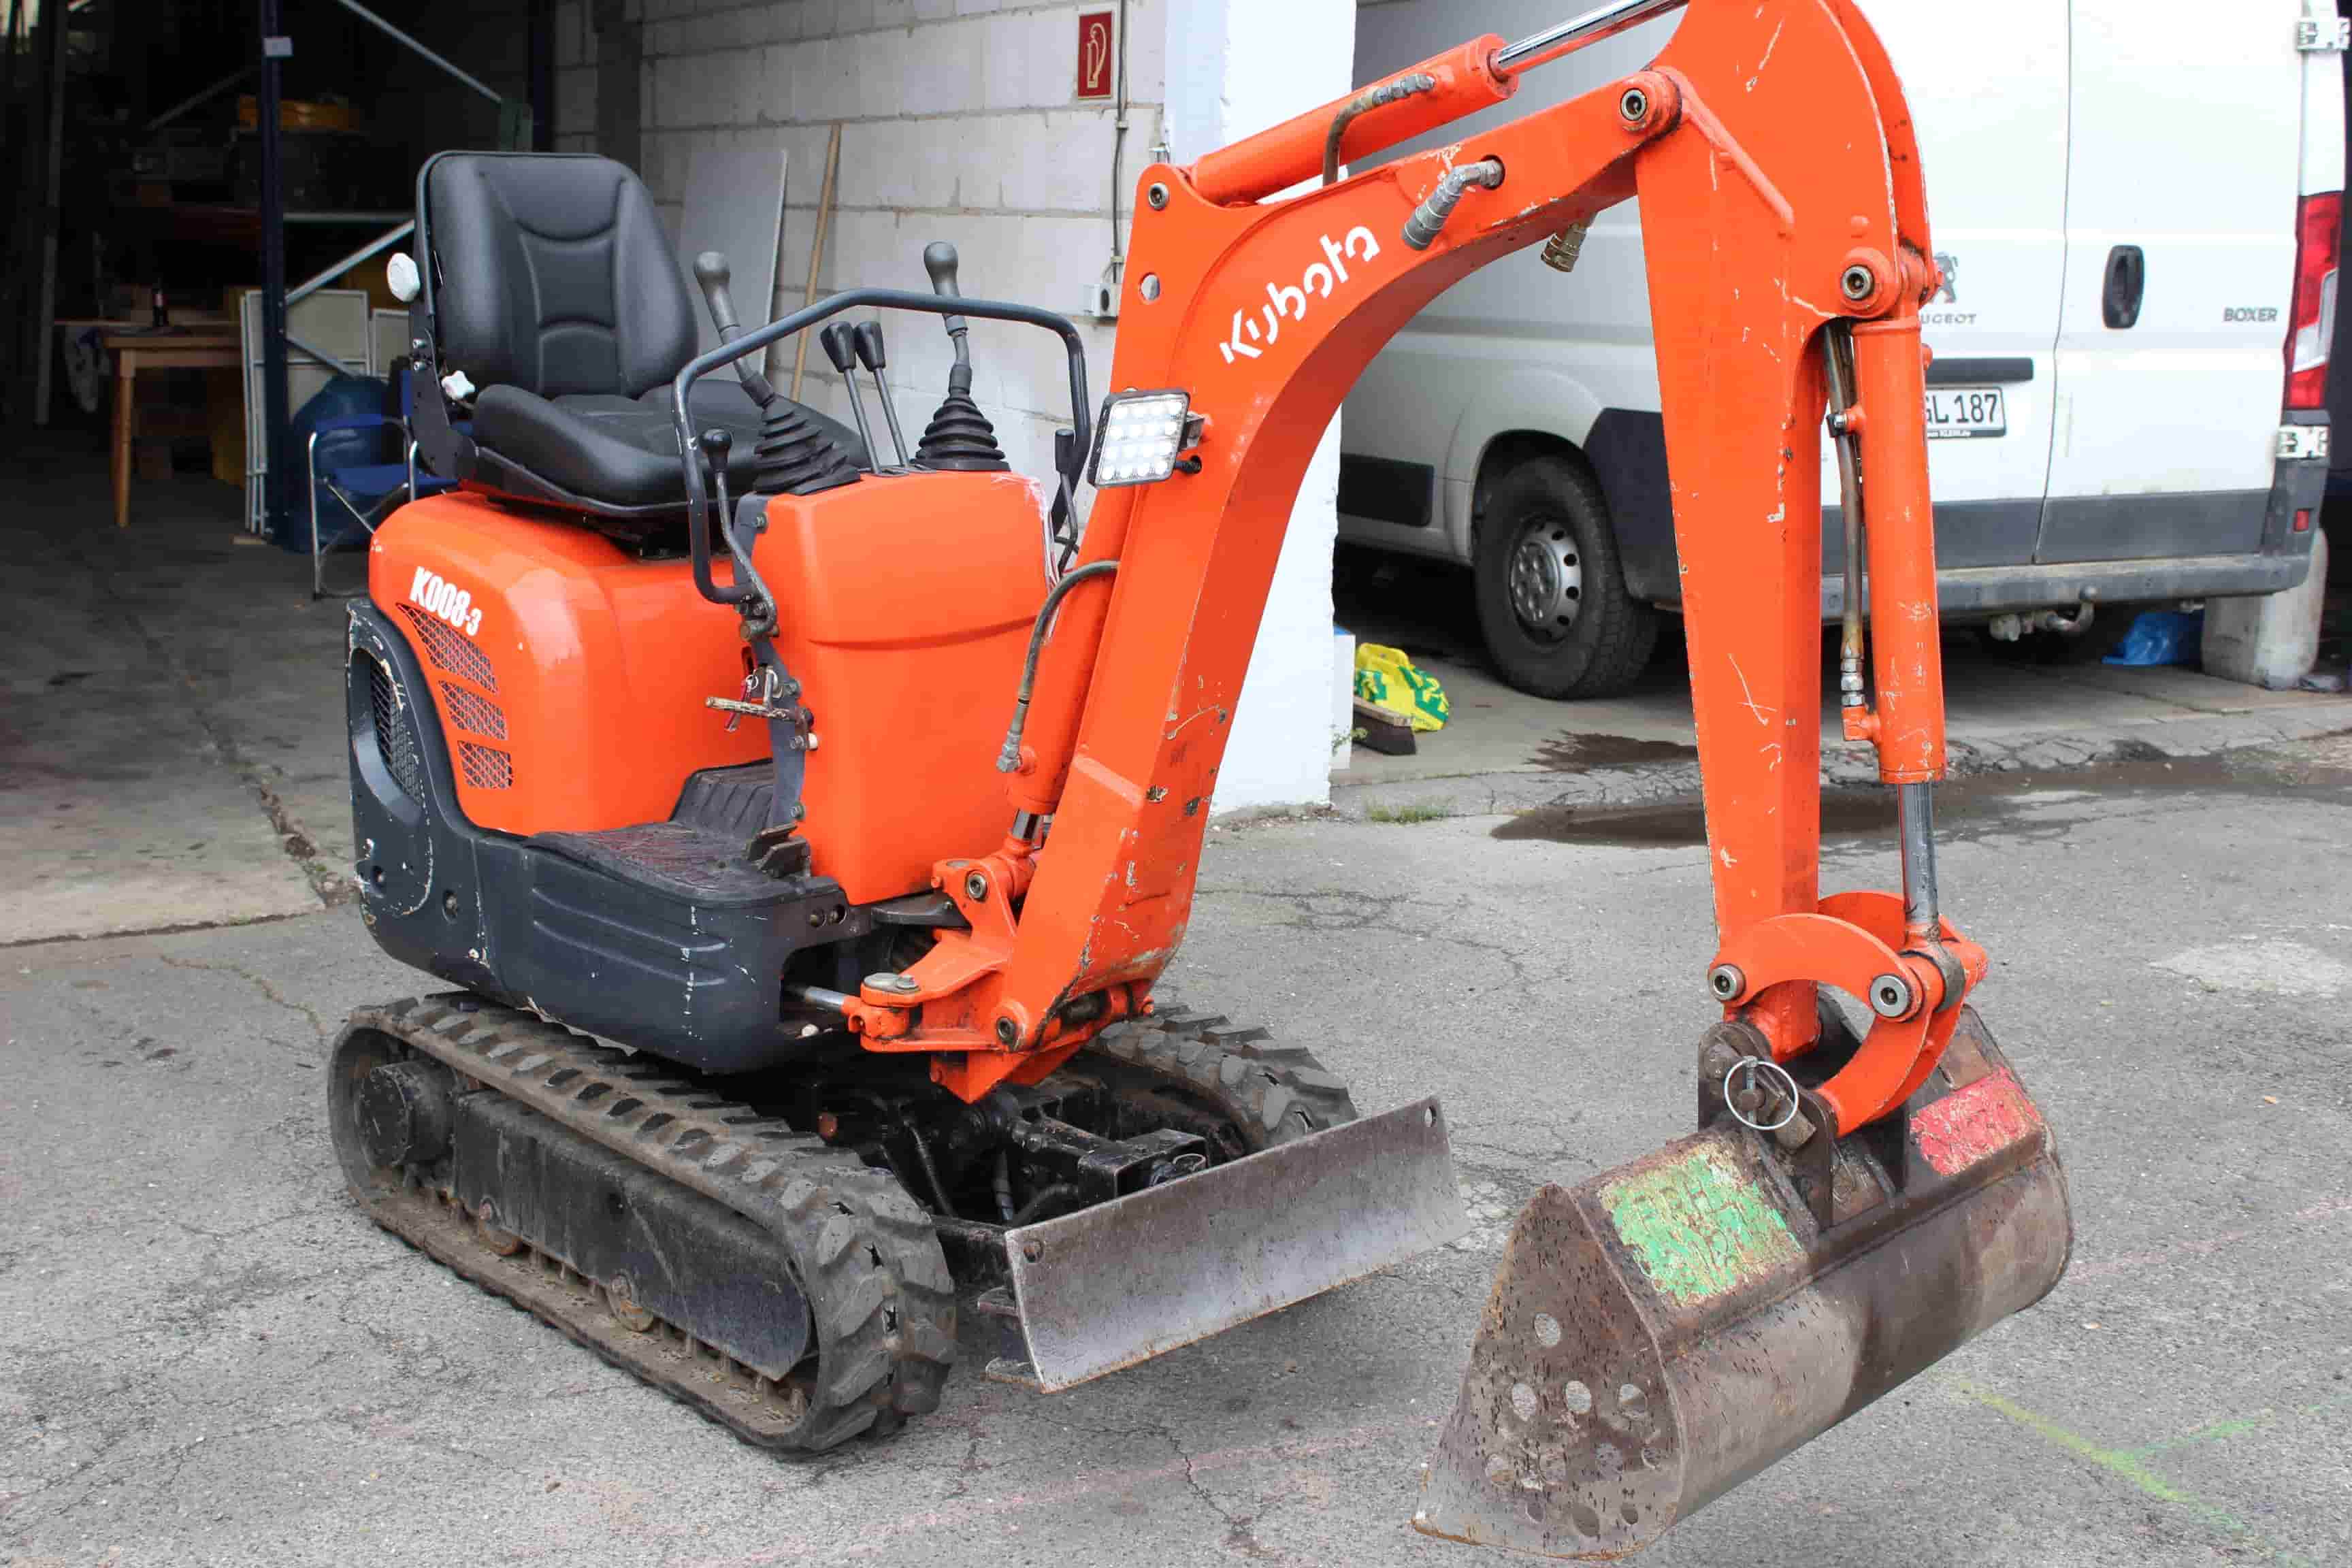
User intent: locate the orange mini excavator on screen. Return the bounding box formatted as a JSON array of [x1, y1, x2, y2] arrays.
[[331, 0, 2072, 1555]]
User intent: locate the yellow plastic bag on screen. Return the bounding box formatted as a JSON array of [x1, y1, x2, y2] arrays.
[[1354, 643, 1449, 732]]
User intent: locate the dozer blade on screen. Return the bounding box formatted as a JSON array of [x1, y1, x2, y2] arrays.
[[987, 1096, 1467, 1392], [1414, 1009, 2071, 1559]]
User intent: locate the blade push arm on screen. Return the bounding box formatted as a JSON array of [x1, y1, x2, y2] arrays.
[[848, 0, 1984, 1129]]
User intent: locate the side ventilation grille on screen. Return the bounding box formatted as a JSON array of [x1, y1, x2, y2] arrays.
[[397, 603, 498, 691], [394, 604, 510, 794], [438, 681, 508, 740], [459, 742, 514, 790], [366, 654, 425, 801]]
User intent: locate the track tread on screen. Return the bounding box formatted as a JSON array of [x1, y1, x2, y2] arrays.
[[333, 994, 953, 1452], [1088, 1009, 1360, 1149]]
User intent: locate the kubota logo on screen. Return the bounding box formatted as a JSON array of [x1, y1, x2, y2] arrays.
[[1220, 225, 1384, 365], [410, 566, 484, 638]]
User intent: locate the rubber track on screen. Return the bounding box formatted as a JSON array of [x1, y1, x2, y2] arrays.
[[1088, 1007, 1361, 1152], [335, 995, 955, 1451]]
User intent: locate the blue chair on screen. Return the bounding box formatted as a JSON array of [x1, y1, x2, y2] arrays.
[[308, 362, 459, 597]]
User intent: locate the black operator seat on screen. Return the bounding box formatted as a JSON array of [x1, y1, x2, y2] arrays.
[[415, 152, 864, 525]]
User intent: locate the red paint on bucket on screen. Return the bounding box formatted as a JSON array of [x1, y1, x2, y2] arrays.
[[1912, 1068, 2041, 1177]]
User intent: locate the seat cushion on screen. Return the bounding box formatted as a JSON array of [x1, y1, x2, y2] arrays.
[[470, 377, 866, 515]]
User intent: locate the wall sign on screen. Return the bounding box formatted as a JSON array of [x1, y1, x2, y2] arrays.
[[1077, 10, 1115, 101]]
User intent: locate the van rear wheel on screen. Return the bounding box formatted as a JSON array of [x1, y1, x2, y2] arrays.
[[1473, 454, 1658, 699]]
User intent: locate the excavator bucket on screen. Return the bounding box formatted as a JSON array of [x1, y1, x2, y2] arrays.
[[1414, 1009, 2071, 1558], [981, 1097, 1468, 1391]]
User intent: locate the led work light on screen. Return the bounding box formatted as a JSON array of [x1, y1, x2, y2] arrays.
[[1087, 390, 1198, 487]]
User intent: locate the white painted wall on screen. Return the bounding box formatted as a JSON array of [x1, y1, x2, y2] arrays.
[[1162, 0, 1355, 811], [552, 0, 1352, 811]]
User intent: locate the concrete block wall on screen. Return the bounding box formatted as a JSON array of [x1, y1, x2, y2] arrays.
[[552, 0, 1164, 483]]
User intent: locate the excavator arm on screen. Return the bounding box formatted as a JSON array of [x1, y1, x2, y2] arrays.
[[850, 0, 1975, 1128]]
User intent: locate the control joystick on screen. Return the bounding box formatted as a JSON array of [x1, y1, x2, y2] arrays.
[[691, 248, 858, 497], [912, 242, 1008, 472]]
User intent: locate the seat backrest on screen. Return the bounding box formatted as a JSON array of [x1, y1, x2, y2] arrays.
[[423, 153, 695, 401]]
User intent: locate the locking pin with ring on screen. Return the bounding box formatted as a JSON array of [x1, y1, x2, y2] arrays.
[[1722, 1056, 1802, 1134]]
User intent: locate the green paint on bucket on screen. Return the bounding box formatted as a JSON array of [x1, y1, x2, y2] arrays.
[[1604, 1145, 1799, 1304]]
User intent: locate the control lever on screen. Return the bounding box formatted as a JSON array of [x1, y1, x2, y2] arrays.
[[819, 322, 879, 473], [922, 240, 975, 393], [692, 251, 778, 406], [909, 238, 1008, 472], [851, 322, 911, 469]]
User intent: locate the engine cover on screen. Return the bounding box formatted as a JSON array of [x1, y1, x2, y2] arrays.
[[367, 469, 1050, 907], [367, 494, 766, 836]]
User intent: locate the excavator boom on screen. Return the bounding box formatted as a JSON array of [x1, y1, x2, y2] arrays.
[[846, 0, 1976, 1102]]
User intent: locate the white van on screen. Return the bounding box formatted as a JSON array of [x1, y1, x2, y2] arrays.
[[1341, 0, 2345, 697]]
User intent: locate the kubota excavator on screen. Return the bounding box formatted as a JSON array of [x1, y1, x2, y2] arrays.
[[331, 0, 2072, 1556]]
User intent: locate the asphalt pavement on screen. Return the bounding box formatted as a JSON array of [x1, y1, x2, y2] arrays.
[[3, 453, 2348, 1565], [5, 737, 2349, 1567]]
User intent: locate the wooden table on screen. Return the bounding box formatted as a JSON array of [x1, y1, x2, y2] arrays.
[[92, 325, 242, 528]]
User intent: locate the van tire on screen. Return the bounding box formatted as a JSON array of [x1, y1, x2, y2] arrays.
[[1473, 454, 1658, 699]]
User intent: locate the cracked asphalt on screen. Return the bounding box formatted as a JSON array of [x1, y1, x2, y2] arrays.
[[6, 736, 2352, 1567]]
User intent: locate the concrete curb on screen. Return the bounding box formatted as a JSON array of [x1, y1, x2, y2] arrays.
[[1328, 698, 2352, 821]]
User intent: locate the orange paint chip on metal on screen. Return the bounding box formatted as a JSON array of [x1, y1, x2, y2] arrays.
[[1911, 1066, 2042, 1176]]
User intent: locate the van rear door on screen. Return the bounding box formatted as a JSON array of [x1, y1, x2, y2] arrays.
[[1850, 3, 2067, 571], [2040, 0, 2304, 563]]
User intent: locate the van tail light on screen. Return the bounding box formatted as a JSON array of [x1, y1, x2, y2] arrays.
[[2285, 191, 2340, 410]]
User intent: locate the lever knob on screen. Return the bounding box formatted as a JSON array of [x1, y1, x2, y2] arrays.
[[922, 240, 969, 338], [819, 321, 858, 374], [853, 321, 887, 372], [700, 426, 734, 459], [693, 249, 778, 406], [693, 251, 743, 339], [921, 241, 961, 298]]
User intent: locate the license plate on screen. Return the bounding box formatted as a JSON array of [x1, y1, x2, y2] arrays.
[[1924, 386, 2006, 439]]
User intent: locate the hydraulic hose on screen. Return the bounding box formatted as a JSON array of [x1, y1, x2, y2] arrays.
[[1008, 1181, 1081, 1228], [1821, 323, 1866, 715], [998, 559, 1120, 772], [1322, 73, 1437, 186], [1401, 159, 1505, 250]]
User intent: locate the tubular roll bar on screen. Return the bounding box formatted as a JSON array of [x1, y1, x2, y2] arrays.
[[670, 289, 1093, 607]]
